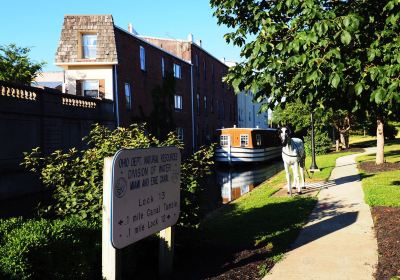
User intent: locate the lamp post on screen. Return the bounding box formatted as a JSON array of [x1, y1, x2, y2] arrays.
[[310, 111, 320, 172]]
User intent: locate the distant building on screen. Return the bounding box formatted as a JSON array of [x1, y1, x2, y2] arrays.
[[55, 15, 237, 152], [237, 91, 268, 128], [223, 60, 268, 129], [34, 71, 64, 91]]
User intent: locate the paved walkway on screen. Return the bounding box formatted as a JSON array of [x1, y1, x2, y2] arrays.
[[264, 148, 378, 280]]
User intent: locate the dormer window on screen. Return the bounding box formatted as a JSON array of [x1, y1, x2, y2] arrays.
[[82, 34, 97, 59]]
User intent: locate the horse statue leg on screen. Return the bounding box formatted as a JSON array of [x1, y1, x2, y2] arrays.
[[284, 162, 292, 196], [292, 161, 301, 194]]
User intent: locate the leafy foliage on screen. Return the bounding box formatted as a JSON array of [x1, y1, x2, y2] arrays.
[[272, 99, 332, 134], [0, 44, 45, 85], [304, 129, 332, 156], [0, 217, 100, 280], [22, 124, 214, 228], [211, 0, 364, 111]]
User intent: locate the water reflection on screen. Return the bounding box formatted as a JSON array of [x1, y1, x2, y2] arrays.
[[216, 161, 283, 204]]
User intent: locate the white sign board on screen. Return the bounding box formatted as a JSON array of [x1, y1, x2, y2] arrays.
[[110, 147, 181, 249]]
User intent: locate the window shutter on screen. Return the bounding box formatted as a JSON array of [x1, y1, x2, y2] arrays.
[[99, 80, 105, 99], [76, 80, 82, 96]]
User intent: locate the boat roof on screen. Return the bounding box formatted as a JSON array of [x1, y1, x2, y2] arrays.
[[216, 127, 277, 131]]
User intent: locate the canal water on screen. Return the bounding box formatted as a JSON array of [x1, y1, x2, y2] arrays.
[[0, 160, 284, 220], [199, 159, 284, 215]]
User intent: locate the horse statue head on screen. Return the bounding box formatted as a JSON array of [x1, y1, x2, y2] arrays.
[[277, 126, 292, 146]]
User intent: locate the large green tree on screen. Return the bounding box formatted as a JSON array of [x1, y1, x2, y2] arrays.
[[0, 43, 45, 85], [211, 0, 399, 164]]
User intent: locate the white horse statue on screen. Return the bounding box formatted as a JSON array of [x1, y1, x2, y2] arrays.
[[278, 126, 306, 195]]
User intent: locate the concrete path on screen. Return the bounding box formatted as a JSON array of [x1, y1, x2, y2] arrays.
[[264, 148, 378, 280]]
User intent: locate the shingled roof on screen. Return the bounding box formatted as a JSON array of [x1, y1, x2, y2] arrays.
[[55, 15, 118, 64]]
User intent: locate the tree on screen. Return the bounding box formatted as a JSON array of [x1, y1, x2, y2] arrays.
[[148, 72, 176, 140], [356, 1, 400, 164], [211, 0, 400, 164], [0, 43, 45, 85]]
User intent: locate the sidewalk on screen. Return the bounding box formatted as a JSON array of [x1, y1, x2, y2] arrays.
[[264, 148, 378, 280]]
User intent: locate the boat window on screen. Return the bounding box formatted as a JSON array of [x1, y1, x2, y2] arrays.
[[240, 134, 249, 147], [220, 135, 229, 146], [256, 134, 262, 146]]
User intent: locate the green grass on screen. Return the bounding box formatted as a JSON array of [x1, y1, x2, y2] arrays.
[[305, 151, 355, 181], [197, 150, 354, 268], [350, 134, 376, 145], [357, 139, 400, 207]]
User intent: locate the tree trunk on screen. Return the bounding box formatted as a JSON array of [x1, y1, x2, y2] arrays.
[[376, 117, 385, 165], [340, 132, 346, 149]]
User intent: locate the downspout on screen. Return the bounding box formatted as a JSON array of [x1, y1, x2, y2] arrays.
[[113, 65, 120, 127], [190, 64, 195, 152]]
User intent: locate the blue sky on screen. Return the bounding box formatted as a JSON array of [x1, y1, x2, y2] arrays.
[[0, 0, 241, 71]]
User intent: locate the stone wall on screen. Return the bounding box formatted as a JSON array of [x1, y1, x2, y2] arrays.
[[0, 81, 115, 200]]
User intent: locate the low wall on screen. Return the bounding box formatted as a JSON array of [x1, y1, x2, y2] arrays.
[[0, 81, 115, 200]]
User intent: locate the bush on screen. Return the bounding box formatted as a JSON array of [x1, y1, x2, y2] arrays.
[[0, 217, 101, 280], [304, 129, 332, 156], [22, 124, 214, 228]]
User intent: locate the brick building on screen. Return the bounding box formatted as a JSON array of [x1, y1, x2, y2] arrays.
[[55, 15, 236, 153], [142, 35, 237, 147]]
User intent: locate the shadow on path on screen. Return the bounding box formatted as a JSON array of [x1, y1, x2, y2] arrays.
[[290, 211, 359, 250]]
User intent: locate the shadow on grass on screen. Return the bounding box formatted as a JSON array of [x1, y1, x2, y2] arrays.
[[172, 198, 317, 279], [391, 181, 400, 186]]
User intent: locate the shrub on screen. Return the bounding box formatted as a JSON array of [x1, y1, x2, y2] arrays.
[[304, 129, 332, 156], [0, 217, 101, 280], [22, 124, 214, 228]]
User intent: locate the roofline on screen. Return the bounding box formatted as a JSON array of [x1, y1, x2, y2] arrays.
[[64, 14, 113, 17], [115, 26, 192, 66], [55, 62, 118, 66], [139, 35, 231, 68]]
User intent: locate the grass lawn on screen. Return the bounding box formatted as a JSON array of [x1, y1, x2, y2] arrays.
[[357, 139, 400, 207], [187, 150, 356, 277]]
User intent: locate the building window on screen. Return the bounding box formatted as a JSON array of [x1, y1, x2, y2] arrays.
[[220, 135, 229, 147], [256, 134, 262, 146], [203, 60, 206, 80], [176, 127, 184, 142], [210, 97, 214, 113], [195, 54, 199, 74], [173, 63, 181, 79], [174, 95, 183, 110], [161, 57, 165, 77], [203, 96, 207, 113], [140, 46, 146, 71], [196, 94, 200, 115], [125, 83, 131, 110], [240, 134, 249, 147], [82, 34, 97, 59], [83, 80, 99, 98]]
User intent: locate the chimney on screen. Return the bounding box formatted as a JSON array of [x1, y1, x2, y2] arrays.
[[197, 39, 202, 47], [187, 33, 194, 42], [128, 23, 138, 35]]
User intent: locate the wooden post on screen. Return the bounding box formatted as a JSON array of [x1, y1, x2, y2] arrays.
[[159, 226, 174, 278], [102, 157, 122, 280]]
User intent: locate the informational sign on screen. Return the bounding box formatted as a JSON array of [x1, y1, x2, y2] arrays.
[[110, 146, 181, 249]]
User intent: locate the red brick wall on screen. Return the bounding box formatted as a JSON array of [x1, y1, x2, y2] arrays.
[[114, 28, 193, 154], [141, 37, 237, 148]]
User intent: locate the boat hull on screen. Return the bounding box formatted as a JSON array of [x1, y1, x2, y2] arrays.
[[215, 146, 282, 164]]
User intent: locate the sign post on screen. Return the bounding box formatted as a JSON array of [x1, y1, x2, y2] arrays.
[[102, 147, 181, 279]]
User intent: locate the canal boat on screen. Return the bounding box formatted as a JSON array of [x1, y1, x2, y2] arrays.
[[215, 127, 281, 164]]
